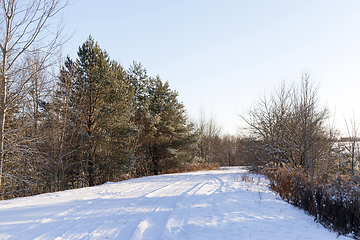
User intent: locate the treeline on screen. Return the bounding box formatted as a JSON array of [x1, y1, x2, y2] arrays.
[[0, 36, 249, 200], [0, 0, 249, 198], [1, 37, 190, 198], [0, 0, 257, 199]]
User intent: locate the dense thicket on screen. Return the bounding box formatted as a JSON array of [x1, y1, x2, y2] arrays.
[[264, 165, 360, 238], [0, 0, 68, 199]]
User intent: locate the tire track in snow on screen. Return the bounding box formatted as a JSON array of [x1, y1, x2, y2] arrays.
[[90, 179, 192, 239], [127, 176, 217, 240], [163, 173, 227, 238], [126, 182, 199, 239], [115, 179, 193, 239], [0, 172, 229, 239], [15, 180, 183, 239], [89, 180, 189, 239], [135, 173, 222, 238]]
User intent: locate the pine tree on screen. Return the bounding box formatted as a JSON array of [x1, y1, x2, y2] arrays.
[[54, 36, 134, 186], [128, 62, 195, 176]]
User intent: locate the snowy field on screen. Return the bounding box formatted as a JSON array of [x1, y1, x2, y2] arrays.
[[0, 167, 350, 240]]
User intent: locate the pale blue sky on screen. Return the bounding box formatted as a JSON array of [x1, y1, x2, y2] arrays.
[[63, 0, 360, 135]]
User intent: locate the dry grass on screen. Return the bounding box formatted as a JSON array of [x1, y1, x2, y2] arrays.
[[165, 162, 220, 174]]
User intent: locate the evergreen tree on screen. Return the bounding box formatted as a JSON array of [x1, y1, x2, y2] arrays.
[[128, 63, 195, 175], [55, 36, 134, 186]]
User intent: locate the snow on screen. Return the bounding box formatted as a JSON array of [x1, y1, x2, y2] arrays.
[[0, 167, 351, 240]]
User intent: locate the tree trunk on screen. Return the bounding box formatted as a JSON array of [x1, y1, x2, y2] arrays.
[[0, 45, 8, 200]]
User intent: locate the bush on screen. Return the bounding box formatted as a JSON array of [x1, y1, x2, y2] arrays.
[[264, 164, 360, 238]]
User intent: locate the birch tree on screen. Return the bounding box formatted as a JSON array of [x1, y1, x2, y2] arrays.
[[0, 0, 67, 198]]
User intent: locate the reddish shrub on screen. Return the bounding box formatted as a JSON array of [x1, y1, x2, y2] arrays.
[[263, 165, 360, 238]]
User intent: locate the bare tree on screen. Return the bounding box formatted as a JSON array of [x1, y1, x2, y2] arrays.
[[343, 111, 359, 176], [195, 108, 221, 163], [241, 81, 297, 165], [0, 0, 68, 199], [293, 73, 329, 189], [241, 73, 330, 173]]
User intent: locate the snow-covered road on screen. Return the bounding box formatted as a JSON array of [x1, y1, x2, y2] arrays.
[[0, 167, 350, 239]]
